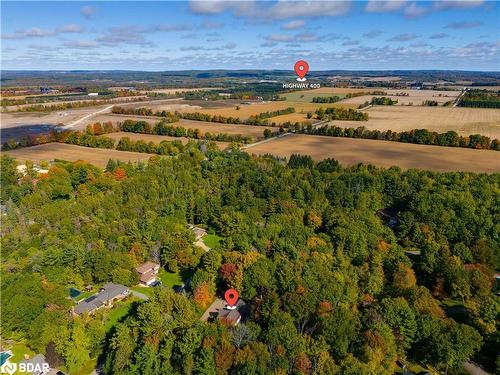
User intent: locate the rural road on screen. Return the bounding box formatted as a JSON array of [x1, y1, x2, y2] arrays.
[[242, 120, 328, 150], [65, 105, 114, 128], [63, 97, 188, 129]]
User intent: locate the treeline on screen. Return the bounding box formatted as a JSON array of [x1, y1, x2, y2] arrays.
[[6, 100, 113, 112], [184, 90, 225, 101], [111, 106, 179, 122], [292, 124, 500, 150], [315, 107, 369, 121], [116, 137, 191, 155], [248, 107, 295, 120], [371, 97, 398, 105], [345, 90, 386, 98], [64, 132, 115, 149], [311, 96, 342, 103], [423, 100, 439, 106], [182, 107, 294, 126], [85, 121, 115, 135], [120, 119, 253, 144], [112, 105, 294, 126], [458, 90, 500, 108]]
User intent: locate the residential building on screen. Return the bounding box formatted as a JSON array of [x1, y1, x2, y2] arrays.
[[136, 261, 160, 286], [218, 309, 241, 326], [73, 283, 129, 316]]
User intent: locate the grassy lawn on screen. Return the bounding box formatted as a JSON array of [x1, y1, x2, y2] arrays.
[[131, 285, 156, 298], [203, 233, 222, 249], [104, 298, 138, 332], [74, 358, 98, 375], [159, 269, 183, 288], [9, 340, 35, 363], [74, 290, 94, 302]]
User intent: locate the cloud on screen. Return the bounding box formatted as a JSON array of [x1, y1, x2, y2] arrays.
[[216, 42, 236, 50], [189, 0, 351, 19], [445, 21, 483, 29], [388, 33, 418, 42], [62, 40, 98, 49], [57, 24, 84, 33], [265, 34, 294, 42], [2, 24, 84, 40], [189, 1, 253, 15], [342, 40, 360, 46], [149, 24, 193, 32], [295, 32, 320, 42], [268, 1, 351, 19], [80, 6, 96, 19], [362, 30, 384, 38], [96, 26, 154, 47], [429, 32, 449, 39], [180, 45, 201, 51], [281, 20, 305, 30], [433, 0, 485, 10], [2, 27, 55, 40], [365, 1, 406, 13], [403, 2, 427, 17], [180, 42, 236, 51], [201, 20, 224, 29]]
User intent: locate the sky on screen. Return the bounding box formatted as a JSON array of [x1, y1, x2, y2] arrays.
[[1, 1, 499, 71]]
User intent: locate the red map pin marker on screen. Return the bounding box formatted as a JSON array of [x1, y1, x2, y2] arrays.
[[294, 60, 309, 82], [224, 289, 239, 308]]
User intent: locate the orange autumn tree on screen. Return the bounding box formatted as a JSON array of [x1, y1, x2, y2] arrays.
[[113, 168, 127, 181], [193, 282, 213, 309]]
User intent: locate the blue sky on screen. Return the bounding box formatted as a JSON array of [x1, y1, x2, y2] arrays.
[[1, 1, 499, 71]]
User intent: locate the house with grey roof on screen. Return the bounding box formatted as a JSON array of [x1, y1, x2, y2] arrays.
[[73, 283, 129, 316]]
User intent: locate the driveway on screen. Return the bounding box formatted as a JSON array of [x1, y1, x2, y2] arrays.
[[200, 298, 226, 322], [130, 289, 149, 301]]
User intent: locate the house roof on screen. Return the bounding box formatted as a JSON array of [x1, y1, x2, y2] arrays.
[[74, 283, 128, 315], [136, 261, 159, 274], [218, 309, 241, 325], [139, 270, 157, 283]]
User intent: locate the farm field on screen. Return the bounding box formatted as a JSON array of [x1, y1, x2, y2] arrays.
[[331, 106, 500, 139], [0, 105, 111, 128], [281, 91, 346, 102], [176, 100, 348, 120], [103, 132, 230, 149], [339, 89, 460, 106], [246, 134, 500, 173], [268, 112, 313, 124], [147, 87, 222, 94], [92, 114, 275, 138], [5, 143, 155, 168], [120, 98, 242, 112]]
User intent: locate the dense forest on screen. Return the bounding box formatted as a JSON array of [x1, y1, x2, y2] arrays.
[[1, 148, 498, 375]]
